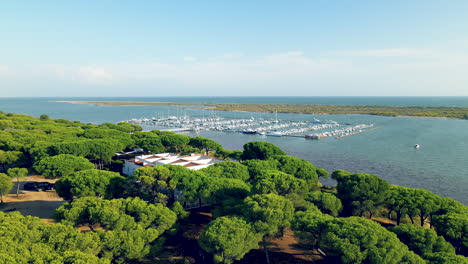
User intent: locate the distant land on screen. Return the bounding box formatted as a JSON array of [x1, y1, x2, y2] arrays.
[[56, 101, 468, 120]]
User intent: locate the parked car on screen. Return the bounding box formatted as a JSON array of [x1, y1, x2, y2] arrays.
[[23, 182, 54, 191]]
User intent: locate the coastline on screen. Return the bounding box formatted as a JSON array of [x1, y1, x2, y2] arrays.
[[53, 100, 468, 120]]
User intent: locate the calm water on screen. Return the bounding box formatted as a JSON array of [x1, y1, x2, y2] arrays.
[[1, 97, 467, 204]]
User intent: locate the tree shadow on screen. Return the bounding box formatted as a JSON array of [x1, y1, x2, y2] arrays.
[[0, 200, 64, 219]]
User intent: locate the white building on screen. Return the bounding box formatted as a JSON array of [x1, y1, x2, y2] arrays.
[[123, 153, 223, 176]]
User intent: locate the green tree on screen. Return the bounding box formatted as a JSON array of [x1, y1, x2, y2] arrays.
[[293, 212, 425, 264], [39, 114, 49, 121], [55, 196, 176, 232], [252, 170, 308, 196], [292, 209, 334, 248], [170, 201, 189, 219], [101, 122, 142, 133], [206, 177, 251, 207], [332, 170, 390, 218], [214, 148, 233, 160], [199, 216, 261, 264], [0, 150, 25, 172], [132, 132, 165, 153], [243, 159, 279, 179], [386, 185, 415, 225], [160, 133, 190, 153], [432, 212, 468, 255], [229, 150, 243, 161], [316, 167, 330, 178], [241, 141, 285, 160], [7, 167, 28, 197], [436, 197, 468, 216], [0, 173, 13, 203], [34, 154, 94, 178], [0, 211, 108, 264], [270, 155, 319, 187], [83, 128, 134, 149], [408, 189, 441, 226], [424, 252, 468, 264], [389, 224, 455, 257], [201, 161, 250, 181], [49, 140, 90, 157], [55, 169, 125, 200], [189, 136, 221, 155], [305, 191, 342, 216], [241, 193, 294, 264], [55, 197, 177, 261], [171, 169, 211, 208], [61, 251, 111, 264], [86, 139, 124, 169], [99, 227, 160, 262], [129, 166, 174, 205]]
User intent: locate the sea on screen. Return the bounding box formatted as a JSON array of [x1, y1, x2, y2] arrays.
[[1, 96, 467, 204]]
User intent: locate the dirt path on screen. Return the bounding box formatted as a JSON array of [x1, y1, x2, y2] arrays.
[[239, 228, 323, 264]]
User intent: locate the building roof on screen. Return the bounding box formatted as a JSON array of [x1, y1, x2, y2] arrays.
[[128, 153, 223, 170]]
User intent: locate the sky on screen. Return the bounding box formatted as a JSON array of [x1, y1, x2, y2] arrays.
[[1, 1, 468, 97]]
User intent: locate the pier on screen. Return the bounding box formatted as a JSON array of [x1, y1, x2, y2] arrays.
[[160, 128, 194, 132], [334, 126, 383, 139]]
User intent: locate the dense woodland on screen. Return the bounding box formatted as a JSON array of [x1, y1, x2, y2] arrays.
[[0, 111, 467, 264]]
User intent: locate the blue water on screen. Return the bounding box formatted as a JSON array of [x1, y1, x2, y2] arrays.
[[1, 97, 467, 204]]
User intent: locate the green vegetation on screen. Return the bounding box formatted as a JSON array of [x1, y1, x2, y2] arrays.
[[62, 100, 468, 119], [241, 141, 286, 160], [389, 224, 456, 257], [305, 191, 343, 216], [34, 154, 95, 178], [0, 173, 13, 203], [55, 169, 125, 200], [0, 211, 109, 264], [0, 110, 467, 263], [199, 216, 261, 264], [293, 210, 425, 264], [7, 167, 28, 196], [332, 170, 390, 218]]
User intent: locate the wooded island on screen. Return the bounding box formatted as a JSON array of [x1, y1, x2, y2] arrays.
[[59, 101, 468, 119]]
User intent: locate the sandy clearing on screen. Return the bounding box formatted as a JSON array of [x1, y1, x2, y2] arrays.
[[1, 176, 65, 220]]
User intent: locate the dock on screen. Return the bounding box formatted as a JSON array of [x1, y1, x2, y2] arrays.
[[283, 135, 306, 138], [160, 128, 193, 132], [334, 126, 383, 139]]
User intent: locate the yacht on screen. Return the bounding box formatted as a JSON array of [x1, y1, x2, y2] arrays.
[[266, 131, 283, 137], [242, 129, 257, 134]]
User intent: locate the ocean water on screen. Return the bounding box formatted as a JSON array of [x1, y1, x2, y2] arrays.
[[1, 97, 467, 204]]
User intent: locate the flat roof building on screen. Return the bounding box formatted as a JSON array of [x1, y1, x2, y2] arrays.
[[123, 153, 223, 176]]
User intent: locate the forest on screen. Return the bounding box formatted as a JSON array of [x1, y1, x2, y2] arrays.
[[0, 110, 467, 264]]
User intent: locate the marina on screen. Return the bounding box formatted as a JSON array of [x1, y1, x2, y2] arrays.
[[124, 115, 376, 140]]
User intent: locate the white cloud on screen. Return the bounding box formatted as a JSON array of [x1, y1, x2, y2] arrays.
[[183, 56, 197, 62], [1, 49, 468, 96], [216, 53, 243, 59], [76, 67, 113, 84], [0, 65, 11, 76], [330, 48, 436, 58]]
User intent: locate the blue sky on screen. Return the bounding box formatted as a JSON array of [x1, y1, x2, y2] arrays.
[[1, 1, 468, 96]]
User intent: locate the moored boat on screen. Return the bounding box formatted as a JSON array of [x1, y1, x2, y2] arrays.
[[266, 131, 283, 137]]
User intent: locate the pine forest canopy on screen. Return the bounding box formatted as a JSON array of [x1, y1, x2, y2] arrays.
[[0, 110, 467, 263]]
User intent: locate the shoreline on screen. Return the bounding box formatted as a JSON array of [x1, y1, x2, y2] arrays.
[[53, 100, 468, 120]]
